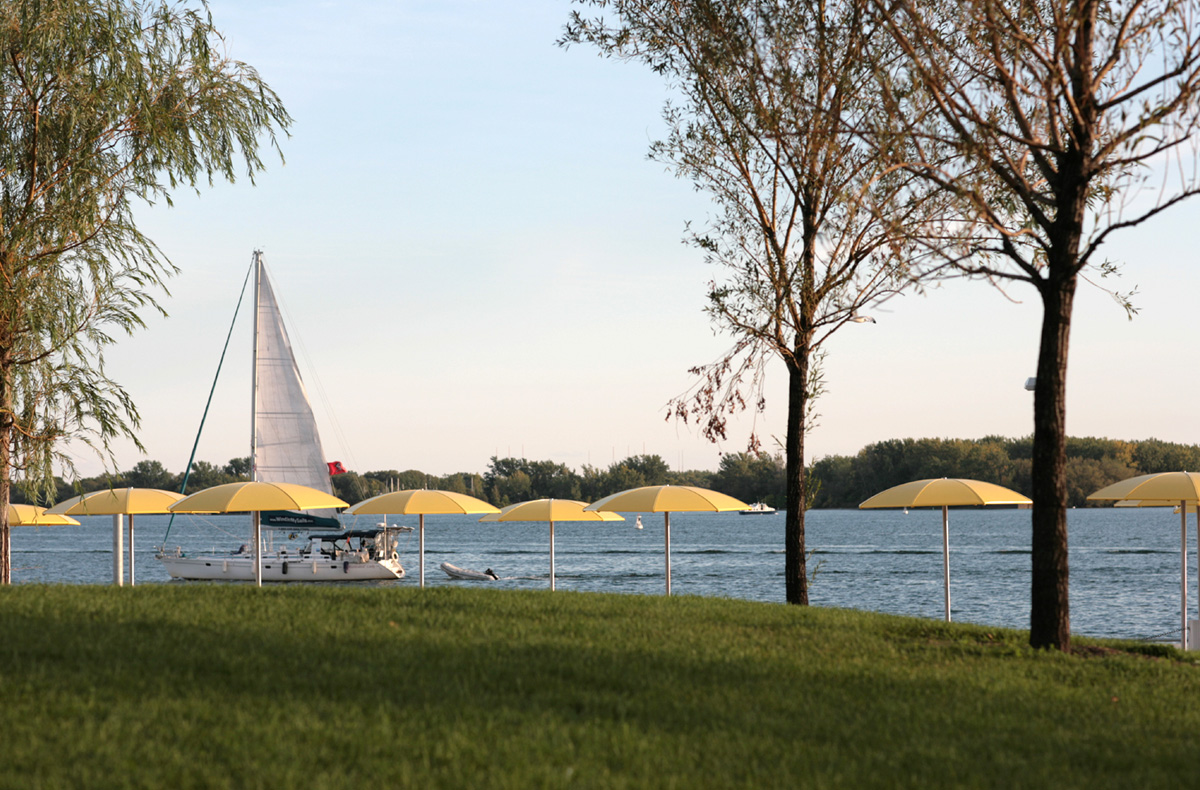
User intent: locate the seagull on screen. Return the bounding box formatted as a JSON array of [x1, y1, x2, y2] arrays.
[[849, 312, 876, 323]]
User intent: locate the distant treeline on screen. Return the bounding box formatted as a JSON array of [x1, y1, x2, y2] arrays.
[[323, 453, 781, 510], [15, 453, 785, 510], [810, 436, 1200, 509], [15, 457, 254, 506], [17, 436, 1194, 511]]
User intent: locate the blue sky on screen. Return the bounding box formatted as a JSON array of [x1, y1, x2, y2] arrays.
[[78, 1, 1200, 479]]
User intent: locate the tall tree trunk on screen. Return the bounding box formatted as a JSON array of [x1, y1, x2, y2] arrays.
[[784, 340, 810, 605], [1029, 275, 1076, 651], [1, 362, 10, 585]]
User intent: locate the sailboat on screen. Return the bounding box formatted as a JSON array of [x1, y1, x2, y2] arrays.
[[156, 252, 405, 581]]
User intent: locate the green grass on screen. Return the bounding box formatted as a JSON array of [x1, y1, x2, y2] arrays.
[[1, 586, 1197, 789]]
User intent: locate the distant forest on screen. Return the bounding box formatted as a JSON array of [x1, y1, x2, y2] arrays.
[[16, 436, 1200, 511], [809, 436, 1200, 509]]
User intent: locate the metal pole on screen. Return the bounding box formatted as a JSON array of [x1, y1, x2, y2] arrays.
[[128, 514, 136, 587], [665, 511, 672, 596], [250, 251, 261, 481], [550, 520, 556, 591], [419, 513, 425, 588], [942, 505, 951, 622], [251, 252, 262, 591], [254, 512, 262, 587], [112, 514, 124, 586], [1182, 501, 1188, 650]]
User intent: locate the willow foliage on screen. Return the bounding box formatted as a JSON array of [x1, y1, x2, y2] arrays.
[[0, 0, 291, 581]]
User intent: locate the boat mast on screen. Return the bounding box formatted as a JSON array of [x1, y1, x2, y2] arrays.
[[250, 250, 262, 484], [250, 250, 263, 587]]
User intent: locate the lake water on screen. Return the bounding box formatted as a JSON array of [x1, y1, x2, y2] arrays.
[[10, 506, 1196, 643]]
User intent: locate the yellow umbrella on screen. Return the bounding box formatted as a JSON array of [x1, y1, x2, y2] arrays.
[[7, 504, 79, 526], [48, 488, 186, 587], [480, 499, 624, 590], [168, 481, 345, 513], [49, 487, 186, 516], [860, 478, 1031, 622], [1089, 472, 1200, 503], [2, 504, 78, 584], [584, 485, 749, 596], [1089, 471, 1200, 649], [345, 490, 499, 588], [169, 482, 349, 587]]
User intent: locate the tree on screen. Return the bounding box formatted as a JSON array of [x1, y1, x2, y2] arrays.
[[713, 451, 785, 507], [617, 454, 671, 486], [124, 459, 171, 490], [222, 457, 251, 480], [561, 0, 936, 602], [666, 467, 715, 489], [483, 457, 585, 505], [182, 460, 226, 491], [394, 470, 432, 490], [331, 471, 381, 504], [0, 1, 291, 583], [873, 0, 1200, 650], [564, 0, 938, 605]]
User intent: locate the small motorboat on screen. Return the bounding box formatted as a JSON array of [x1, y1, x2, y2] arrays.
[[440, 561, 499, 581], [739, 502, 777, 515]]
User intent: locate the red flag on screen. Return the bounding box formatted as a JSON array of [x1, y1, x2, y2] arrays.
[[327, 461, 347, 476]]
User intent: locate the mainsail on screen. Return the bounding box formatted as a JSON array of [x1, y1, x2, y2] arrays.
[[252, 254, 334, 497]]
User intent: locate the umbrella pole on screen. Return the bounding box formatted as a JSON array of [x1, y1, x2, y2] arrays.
[[112, 514, 124, 587], [942, 505, 951, 622], [665, 512, 672, 597], [254, 512, 262, 588], [128, 515, 135, 587], [419, 514, 425, 588], [550, 520, 556, 591], [1183, 501, 1189, 650]]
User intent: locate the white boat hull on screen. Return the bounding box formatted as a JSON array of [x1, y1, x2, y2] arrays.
[[157, 553, 404, 582], [439, 561, 498, 581]]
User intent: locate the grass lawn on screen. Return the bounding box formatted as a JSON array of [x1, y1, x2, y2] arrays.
[[1, 585, 1197, 788]]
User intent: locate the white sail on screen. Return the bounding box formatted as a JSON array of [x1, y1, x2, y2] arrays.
[[156, 252, 404, 583], [253, 256, 333, 495]]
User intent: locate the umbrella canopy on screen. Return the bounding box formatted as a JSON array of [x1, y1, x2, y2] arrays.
[[169, 482, 348, 588], [1088, 472, 1200, 503], [7, 504, 79, 526], [585, 485, 749, 596], [1089, 472, 1200, 650], [346, 489, 497, 516], [859, 478, 1032, 509], [860, 478, 1031, 622], [480, 499, 624, 591], [346, 490, 499, 588], [48, 487, 188, 587], [585, 485, 748, 514], [168, 481, 347, 514], [482, 498, 626, 524], [47, 488, 186, 516]]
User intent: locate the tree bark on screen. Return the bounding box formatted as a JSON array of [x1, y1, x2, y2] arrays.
[[1, 361, 10, 585], [784, 341, 810, 605], [1029, 275, 1076, 651]]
